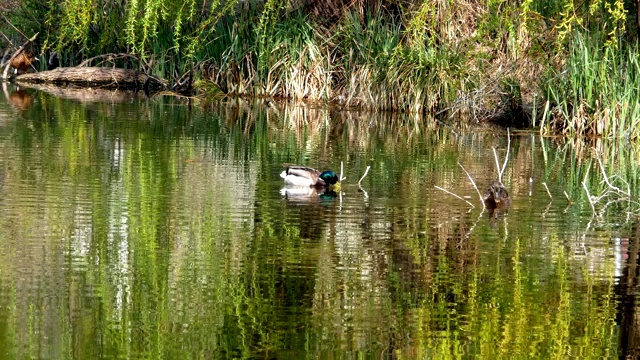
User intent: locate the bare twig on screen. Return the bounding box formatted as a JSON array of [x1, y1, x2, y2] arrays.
[[492, 148, 501, 181], [542, 182, 553, 200], [458, 162, 486, 210], [563, 191, 571, 203], [435, 186, 475, 209], [542, 193, 554, 217], [582, 163, 596, 214], [460, 212, 484, 243], [500, 128, 511, 177], [358, 166, 370, 186], [0, 47, 10, 68], [1, 15, 29, 41], [0, 31, 14, 54], [492, 128, 511, 182], [339, 161, 346, 181], [583, 181, 596, 213]]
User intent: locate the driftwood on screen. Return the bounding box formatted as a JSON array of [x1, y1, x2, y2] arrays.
[[15, 67, 167, 93]]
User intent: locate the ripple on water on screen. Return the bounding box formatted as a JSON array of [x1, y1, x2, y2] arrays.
[[0, 97, 630, 358]]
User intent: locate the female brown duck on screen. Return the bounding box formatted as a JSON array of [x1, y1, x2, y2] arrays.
[[483, 180, 510, 208], [10, 50, 37, 74]]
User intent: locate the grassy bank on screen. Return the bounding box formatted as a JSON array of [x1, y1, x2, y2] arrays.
[[542, 34, 640, 138], [2, 0, 638, 137]]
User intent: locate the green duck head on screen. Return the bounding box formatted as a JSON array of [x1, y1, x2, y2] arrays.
[[319, 170, 339, 186]]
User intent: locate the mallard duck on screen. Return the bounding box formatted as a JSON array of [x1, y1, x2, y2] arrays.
[[483, 180, 510, 208], [280, 164, 339, 187]]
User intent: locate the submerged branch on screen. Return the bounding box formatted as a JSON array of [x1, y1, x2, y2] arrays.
[[458, 162, 486, 210], [542, 182, 553, 200], [435, 186, 475, 209], [492, 128, 511, 182], [492, 148, 501, 181], [582, 162, 596, 214], [595, 150, 630, 197], [501, 128, 511, 178], [358, 166, 370, 186]]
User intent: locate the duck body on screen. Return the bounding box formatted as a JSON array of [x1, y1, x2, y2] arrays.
[[11, 50, 37, 74], [280, 164, 339, 188], [483, 180, 510, 208]]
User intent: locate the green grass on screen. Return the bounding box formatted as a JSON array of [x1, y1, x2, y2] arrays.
[[543, 33, 640, 138]]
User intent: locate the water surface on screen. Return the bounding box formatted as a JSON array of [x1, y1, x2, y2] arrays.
[[0, 85, 637, 359]]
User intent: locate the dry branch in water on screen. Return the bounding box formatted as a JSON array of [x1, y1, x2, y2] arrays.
[[581, 149, 634, 216], [358, 166, 370, 186], [458, 162, 486, 210], [542, 182, 553, 200], [492, 128, 511, 182], [595, 150, 630, 197], [435, 186, 475, 209]]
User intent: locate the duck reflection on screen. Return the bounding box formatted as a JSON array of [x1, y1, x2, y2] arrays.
[[279, 186, 338, 203], [280, 186, 338, 241], [8, 89, 33, 111]]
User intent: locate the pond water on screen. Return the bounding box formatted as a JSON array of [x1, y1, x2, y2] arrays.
[[0, 85, 639, 359]]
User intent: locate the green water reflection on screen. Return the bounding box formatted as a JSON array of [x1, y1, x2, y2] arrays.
[[0, 86, 636, 358]]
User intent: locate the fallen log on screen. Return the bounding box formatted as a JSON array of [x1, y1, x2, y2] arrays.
[[15, 67, 167, 93]]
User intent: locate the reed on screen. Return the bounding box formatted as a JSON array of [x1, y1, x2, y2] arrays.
[[543, 33, 640, 138]]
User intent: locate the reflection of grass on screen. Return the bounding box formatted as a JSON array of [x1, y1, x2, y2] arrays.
[[389, 237, 618, 358]]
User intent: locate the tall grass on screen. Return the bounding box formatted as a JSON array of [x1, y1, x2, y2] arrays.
[[543, 33, 640, 138], [4, 0, 640, 136], [200, 8, 468, 113]]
